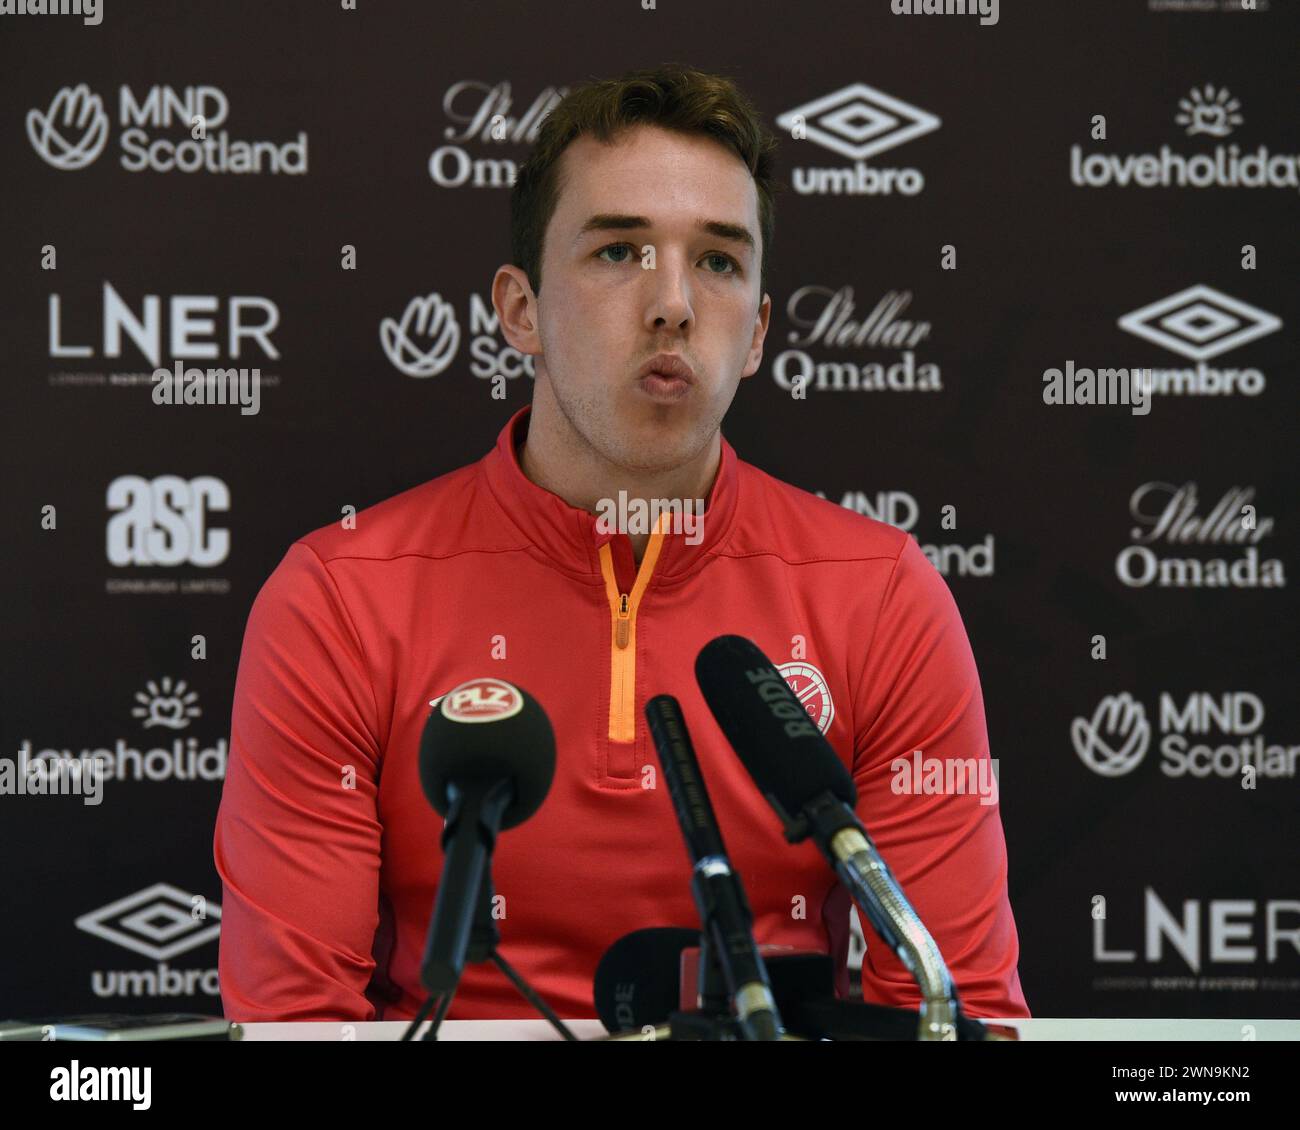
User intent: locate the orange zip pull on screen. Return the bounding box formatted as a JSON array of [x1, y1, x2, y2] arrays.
[[615, 593, 630, 648], [597, 531, 668, 749]]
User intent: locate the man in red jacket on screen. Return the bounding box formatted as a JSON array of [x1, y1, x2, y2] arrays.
[[214, 63, 1030, 1024]]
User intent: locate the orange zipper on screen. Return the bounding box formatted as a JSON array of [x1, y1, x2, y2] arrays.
[[598, 512, 671, 743]]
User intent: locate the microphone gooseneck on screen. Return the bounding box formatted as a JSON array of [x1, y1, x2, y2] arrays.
[[696, 634, 961, 1041]]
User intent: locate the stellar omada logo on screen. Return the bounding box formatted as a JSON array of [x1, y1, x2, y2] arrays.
[[1116, 481, 1284, 589]]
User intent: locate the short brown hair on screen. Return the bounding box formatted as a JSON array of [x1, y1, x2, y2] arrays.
[[510, 63, 780, 299]]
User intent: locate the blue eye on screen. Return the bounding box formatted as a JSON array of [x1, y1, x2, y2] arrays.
[[595, 243, 740, 275], [597, 242, 636, 264]]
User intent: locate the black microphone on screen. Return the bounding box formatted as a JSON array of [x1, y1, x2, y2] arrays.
[[592, 926, 699, 1034], [645, 695, 782, 1041], [695, 635, 961, 1041], [418, 678, 555, 995], [593, 928, 1000, 1041]]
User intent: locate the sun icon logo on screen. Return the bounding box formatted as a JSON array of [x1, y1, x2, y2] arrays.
[[1175, 85, 1243, 138], [132, 677, 202, 730]]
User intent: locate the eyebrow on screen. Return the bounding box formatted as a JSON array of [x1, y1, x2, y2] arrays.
[[576, 213, 756, 253]]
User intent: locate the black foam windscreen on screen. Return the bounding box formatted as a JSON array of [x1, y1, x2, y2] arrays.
[[594, 927, 998, 1041], [695, 635, 856, 814], [596, 927, 876, 1038], [592, 927, 699, 1033], [417, 678, 556, 829]]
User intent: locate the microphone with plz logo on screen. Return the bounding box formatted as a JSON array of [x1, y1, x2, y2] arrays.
[[412, 677, 561, 1038]]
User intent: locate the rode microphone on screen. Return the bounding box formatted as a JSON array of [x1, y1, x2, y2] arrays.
[[645, 695, 782, 1041], [593, 928, 1002, 1041], [418, 677, 555, 996], [593, 927, 699, 1035], [695, 635, 961, 1041]]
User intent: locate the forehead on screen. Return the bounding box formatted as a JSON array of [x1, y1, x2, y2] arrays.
[[550, 124, 759, 236]]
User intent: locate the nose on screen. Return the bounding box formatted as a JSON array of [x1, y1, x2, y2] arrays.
[[643, 250, 695, 333]]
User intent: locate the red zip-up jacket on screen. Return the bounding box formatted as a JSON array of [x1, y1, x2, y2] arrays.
[[213, 404, 1029, 1022]]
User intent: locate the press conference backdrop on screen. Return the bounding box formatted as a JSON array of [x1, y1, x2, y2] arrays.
[[1, 0, 1296, 1022]]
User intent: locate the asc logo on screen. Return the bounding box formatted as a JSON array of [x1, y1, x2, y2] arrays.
[[106, 475, 230, 567]]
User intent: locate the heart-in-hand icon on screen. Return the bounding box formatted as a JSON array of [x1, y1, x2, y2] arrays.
[[145, 696, 188, 730]]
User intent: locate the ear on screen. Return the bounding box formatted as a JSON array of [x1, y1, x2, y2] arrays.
[[492, 264, 542, 356], [739, 291, 772, 380]]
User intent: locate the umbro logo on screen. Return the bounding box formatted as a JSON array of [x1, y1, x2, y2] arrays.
[[1118, 285, 1281, 363], [776, 83, 940, 161]]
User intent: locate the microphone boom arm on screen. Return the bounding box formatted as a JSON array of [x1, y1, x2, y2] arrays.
[[799, 790, 959, 1042]]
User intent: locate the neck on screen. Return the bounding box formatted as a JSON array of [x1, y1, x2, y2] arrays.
[[517, 385, 721, 565]]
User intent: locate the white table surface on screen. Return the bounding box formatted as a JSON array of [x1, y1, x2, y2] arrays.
[[238, 1018, 1300, 1041]]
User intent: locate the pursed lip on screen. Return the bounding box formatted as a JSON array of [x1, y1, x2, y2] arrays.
[[637, 353, 696, 384]]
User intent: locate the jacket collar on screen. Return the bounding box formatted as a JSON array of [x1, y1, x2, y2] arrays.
[[480, 404, 740, 584]]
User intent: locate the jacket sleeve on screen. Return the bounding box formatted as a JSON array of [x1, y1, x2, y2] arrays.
[[850, 533, 1030, 1020], [213, 540, 385, 1021]]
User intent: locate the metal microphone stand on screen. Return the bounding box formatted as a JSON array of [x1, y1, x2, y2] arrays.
[[401, 870, 578, 1042]]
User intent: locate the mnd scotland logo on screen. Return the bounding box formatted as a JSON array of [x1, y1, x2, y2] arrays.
[[819, 489, 995, 578], [381, 290, 534, 384], [1073, 692, 1297, 781], [28, 83, 307, 174]]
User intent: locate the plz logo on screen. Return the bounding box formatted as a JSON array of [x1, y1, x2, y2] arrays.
[[106, 476, 230, 567], [437, 678, 524, 723]]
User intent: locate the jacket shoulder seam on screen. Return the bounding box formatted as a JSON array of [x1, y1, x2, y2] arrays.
[[713, 546, 904, 566], [295, 539, 384, 753]]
